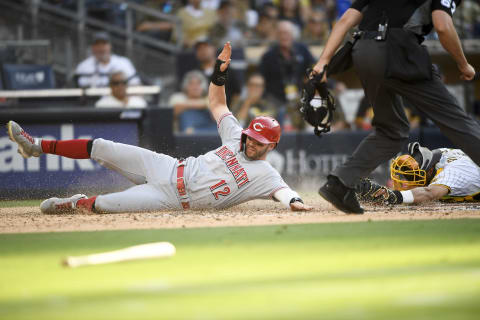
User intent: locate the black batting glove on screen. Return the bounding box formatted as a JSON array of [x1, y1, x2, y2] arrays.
[[211, 59, 228, 86]]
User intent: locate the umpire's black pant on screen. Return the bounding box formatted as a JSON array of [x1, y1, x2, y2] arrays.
[[333, 39, 480, 188]]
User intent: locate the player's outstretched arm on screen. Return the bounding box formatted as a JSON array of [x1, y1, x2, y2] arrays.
[[356, 179, 449, 205], [208, 42, 232, 122], [410, 185, 449, 203]]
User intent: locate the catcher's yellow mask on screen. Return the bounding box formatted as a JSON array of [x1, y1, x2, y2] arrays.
[[390, 154, 427, 190]]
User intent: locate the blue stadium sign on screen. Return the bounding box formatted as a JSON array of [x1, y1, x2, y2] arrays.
[[0, 122, 138, 198]]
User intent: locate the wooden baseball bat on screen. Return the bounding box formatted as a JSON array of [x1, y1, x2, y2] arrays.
[[62, 242, 176, 268]]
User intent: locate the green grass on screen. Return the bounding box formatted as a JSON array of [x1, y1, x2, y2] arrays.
[[1, 219, 480, 320], [0, 199, 41, 208]]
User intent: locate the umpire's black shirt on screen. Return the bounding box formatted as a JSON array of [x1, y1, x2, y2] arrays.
[[351, 0, 461, 36]]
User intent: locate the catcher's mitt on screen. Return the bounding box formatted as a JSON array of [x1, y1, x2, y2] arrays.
[[299, 67, 336, 136], [355, 178, 402, 205]]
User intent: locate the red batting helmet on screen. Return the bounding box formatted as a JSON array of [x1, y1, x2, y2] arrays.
[[240, 116, 281, 150]]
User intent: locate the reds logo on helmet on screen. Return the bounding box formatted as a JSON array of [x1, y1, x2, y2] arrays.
[[253, 123, 264, 132], [240, 116, 281, 150]]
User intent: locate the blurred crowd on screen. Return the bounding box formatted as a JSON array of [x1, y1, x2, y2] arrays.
[[4, 0, 480, 134], [45, 0, 353, 134]]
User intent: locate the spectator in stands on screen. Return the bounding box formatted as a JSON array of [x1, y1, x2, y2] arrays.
[[95, 71, 147, 109], [208, 0, 247, 48], [201, 0, 221, 10], [453, 0, 480, 39], [169, 70, 216, 134], [259, 20, 315, 126], [330, 107, 350, 132], [230, 0, 253, 28], [260, 2, 279, 19], [248, 3, 278, 45], [277, 0, 306, 30], [309, 0, 336, 25], [176, 0, 217, 48], [177, 38, 242, 105], [301, 9, 329, 44], [354, 96, 374, 131], [328, 80, 350, 132], [48, 0, 123, 26], [232, 73, 277, 127], [354, 96, 421, 131], [135, 0, 175, 42], [194, 38, 216, 77], [0, 17, 17, 64], [75, 32, 141, 88]]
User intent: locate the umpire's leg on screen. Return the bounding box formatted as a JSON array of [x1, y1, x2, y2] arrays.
[[386, 68, 480, 167], [332, 39, 410, 188], [332, 87, 410, 187]]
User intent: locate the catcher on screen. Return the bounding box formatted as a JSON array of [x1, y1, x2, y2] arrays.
[[356, 142, 480, 205]]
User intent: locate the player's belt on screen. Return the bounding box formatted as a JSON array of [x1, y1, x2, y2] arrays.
[[176, 159, 190, 209], [361, 31, 381, 39]]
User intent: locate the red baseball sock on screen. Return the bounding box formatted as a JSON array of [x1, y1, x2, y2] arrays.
[[41, 139, 91, 159], [76, 196, 97, 212]]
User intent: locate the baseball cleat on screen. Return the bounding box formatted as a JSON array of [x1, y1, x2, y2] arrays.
[[319, 175, 364, 214], [40, 194, 88, 214], [6, 121, 43, 158]]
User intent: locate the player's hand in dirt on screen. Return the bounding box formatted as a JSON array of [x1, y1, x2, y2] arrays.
[[290, 201, 313, 211], [217, 42, 231, 72]]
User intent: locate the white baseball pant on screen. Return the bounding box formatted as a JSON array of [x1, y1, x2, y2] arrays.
[[90, 138, 182, 212]]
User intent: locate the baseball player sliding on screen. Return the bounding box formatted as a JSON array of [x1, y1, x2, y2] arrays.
[[7, 42, 312, 214], [356, 142, 480, 205]]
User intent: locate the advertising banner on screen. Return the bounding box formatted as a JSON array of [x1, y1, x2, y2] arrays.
[[0, 122, 138, 199]]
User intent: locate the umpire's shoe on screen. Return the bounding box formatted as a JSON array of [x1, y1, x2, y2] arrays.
[[40, 194, 88, 214], [6, 121, 42, 158], [319, 175, 364, 214]]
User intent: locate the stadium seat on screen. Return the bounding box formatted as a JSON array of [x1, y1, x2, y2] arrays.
[[2, 64, 56, 90]]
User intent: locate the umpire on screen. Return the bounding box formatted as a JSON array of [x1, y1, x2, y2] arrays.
[[314, 0, 479, 214]]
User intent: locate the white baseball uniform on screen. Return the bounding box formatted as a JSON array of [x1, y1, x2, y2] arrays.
[[429, 148, 480, 199], [75, 54, 141, 88], [91, 112, 293, 212]]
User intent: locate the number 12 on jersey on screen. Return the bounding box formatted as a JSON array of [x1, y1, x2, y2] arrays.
[[210, 179, 231, 200]]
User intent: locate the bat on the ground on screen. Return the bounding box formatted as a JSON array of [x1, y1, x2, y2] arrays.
[[62, 242, 176, 268]]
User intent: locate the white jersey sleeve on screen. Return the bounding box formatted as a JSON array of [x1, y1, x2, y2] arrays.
[[429, 149, 480, 196], [216, 112, 243, 145], [256, 169, 290, 200]]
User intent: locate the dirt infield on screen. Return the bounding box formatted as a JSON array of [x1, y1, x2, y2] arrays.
[[1, 194, 479, 234]]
